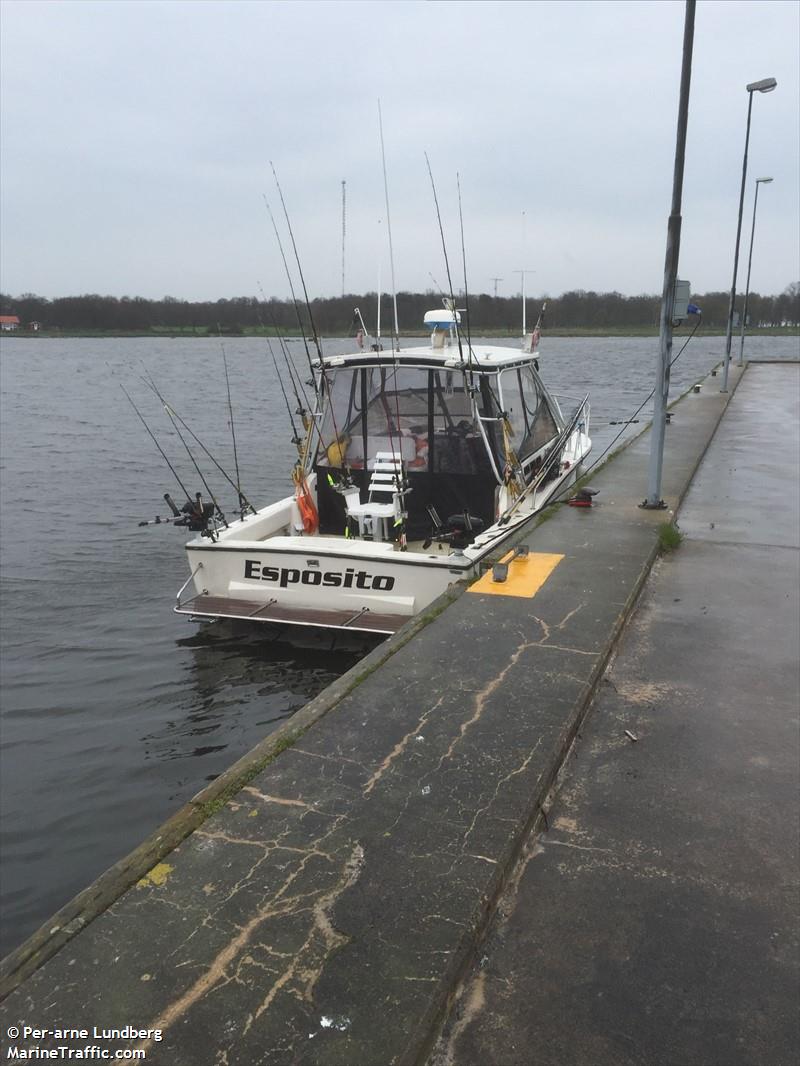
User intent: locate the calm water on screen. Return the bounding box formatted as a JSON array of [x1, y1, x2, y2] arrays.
[[1, 332, 797, 955]]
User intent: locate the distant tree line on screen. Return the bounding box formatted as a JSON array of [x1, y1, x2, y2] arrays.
[[2, 284, 798, 333]]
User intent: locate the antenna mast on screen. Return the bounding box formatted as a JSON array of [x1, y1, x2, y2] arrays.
[[341, 179, 346, 297], [518, 210, 530, 338], [514, 269, 533, 337]]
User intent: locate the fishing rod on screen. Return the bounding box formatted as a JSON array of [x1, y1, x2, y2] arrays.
[[121, 383, 193, 501], [257, 321, 303, 445], [376, 102, 410, 547], [429, 271, 447, 298], [498, 394, 590, 526], [217, 330, 253, 516], [264, 169, 336, 534], [456, 170, 520, 494], [268, 346, 303, 452], [258, 269, 330, 503], [256, 281, 312, 421], [456, 172, 477, 389], [121, 384, 217, 534], [424, 164, 510, 491], [262, 194, 319, 396], [378, 100, 400, 352], [269, 167, 351, 481], [454, 171, 522, 496], [139, 367, 228, 528], [137, 376, 255, 511], [424, 151, 467, 369], [268, 325, 328, 468], [269, 162, 324, 365]]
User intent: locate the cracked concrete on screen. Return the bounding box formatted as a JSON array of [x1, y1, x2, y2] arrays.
[[4, 362, 786, 1066], [438, 362, 800, 1066]]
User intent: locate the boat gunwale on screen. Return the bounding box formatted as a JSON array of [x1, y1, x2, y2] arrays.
[[184, 538, 488, 570], [182, 492, 552, 570]]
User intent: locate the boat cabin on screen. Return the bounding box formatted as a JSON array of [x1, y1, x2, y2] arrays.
[[312, 344, 561, 542]]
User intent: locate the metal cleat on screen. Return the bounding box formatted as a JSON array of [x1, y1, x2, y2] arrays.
[[492, 544, 529, 582]]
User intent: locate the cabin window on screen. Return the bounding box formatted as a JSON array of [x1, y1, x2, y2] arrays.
[[431, 371, 485, 474], [362, 367, 429, 470], [500, 369, 527, 452], [316, 366, 431, 471], [499, 367, 558, 461], [519, 366, 558, 456], [316, 369, 362, 467], [314, 364, 500, 537]]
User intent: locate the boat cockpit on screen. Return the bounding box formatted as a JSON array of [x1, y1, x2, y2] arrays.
[[312, 356, 561, 543]]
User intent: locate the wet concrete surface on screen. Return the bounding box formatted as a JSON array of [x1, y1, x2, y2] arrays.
[[4, 362, 795, 1066], [440, 362, 800, 1066]]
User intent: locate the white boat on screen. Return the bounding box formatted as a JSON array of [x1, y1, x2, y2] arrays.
[[174, 310, 591, 635]]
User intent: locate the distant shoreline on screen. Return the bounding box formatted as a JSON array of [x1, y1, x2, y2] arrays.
[[3, 326, 798, 340]]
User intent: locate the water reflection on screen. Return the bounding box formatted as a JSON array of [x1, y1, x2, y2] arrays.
[[139, 620, 381, 767]]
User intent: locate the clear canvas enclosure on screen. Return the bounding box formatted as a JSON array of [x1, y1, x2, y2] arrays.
[[499, 366, 559, 461], [315, 366, 487, 474], [314, 364, 501, 537]]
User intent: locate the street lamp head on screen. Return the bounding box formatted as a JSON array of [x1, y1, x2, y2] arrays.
[[746, 77, 777, 93], [756, 177, 774, 184]]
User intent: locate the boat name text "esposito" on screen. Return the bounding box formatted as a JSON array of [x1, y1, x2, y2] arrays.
[[244, 560, 396, 591]]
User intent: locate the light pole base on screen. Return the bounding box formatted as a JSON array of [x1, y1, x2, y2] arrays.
[[640, 499, 668, 510]]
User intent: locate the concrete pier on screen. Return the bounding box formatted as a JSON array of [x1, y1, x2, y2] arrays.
[[1, 361, 797, 1066], [438, 360, 799, 1066]]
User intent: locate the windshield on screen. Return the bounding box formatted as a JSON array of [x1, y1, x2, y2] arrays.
[[500, 366, 559, 460], [316, 366, 483, 473]]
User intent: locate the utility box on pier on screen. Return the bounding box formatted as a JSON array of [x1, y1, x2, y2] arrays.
[[673, 279, 691, 322]]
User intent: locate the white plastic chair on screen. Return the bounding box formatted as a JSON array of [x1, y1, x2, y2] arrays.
[[345, 452, 408, 541]]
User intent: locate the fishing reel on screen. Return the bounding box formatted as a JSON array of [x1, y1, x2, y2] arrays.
[[168, 493, 215, 534], [139, 492, 217, 539], [176, 497, 216, 533], [325, 469, 356, 493], [423, 508, 485, 553]]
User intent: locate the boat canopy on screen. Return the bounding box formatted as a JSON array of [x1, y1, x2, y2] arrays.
[[315, 364, 490, 474], [311, 359, 562, 540]]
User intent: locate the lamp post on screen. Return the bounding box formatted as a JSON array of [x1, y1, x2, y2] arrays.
[[643, 0, 695, 509], [721, 77, 777, 391], [738, 177, 773, 364]]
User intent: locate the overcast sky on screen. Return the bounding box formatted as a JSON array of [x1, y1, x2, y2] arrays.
[[1, 0, 798, 302]]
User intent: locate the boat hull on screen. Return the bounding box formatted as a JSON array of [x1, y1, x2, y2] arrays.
[[178, 537, 474, 626], [174, 449, 588, 634]]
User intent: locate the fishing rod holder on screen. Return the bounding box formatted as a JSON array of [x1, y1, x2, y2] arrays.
[[423, 508, 485, 552], [174, 495, 216, 533]]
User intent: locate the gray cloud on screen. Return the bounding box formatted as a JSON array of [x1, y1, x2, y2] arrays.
[[1, 0, 797, 301]]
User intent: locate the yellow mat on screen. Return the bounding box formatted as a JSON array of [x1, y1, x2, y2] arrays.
[[468, 551, 564, 598]]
